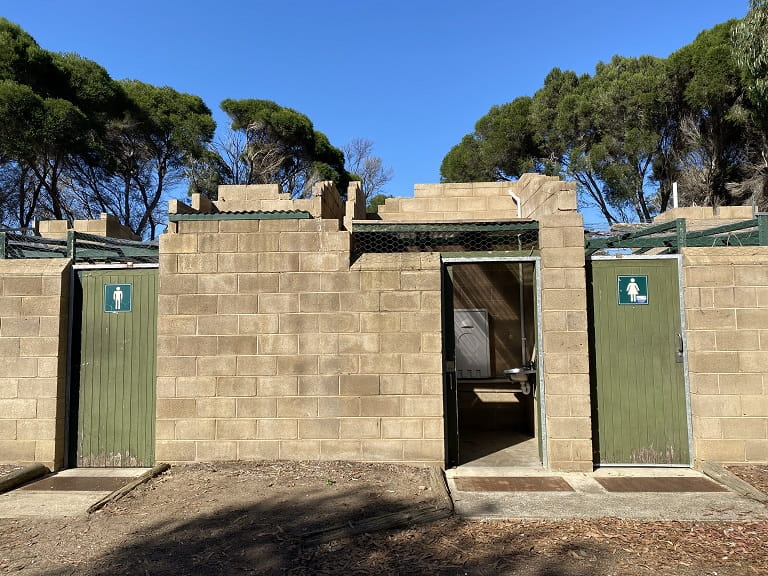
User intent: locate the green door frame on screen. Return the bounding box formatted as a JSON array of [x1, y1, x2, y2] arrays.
[[441, 255, 547, 468], [588, 254, 693, 466], [65, 263, 159, 468]]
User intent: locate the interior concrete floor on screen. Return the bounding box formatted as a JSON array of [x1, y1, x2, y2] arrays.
[[458, 429, 540, 468]]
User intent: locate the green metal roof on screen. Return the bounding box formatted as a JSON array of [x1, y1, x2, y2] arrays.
[[0, 231, 158, 263]]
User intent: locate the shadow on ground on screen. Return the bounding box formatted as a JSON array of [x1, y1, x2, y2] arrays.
[[30, 486, 612, 576]]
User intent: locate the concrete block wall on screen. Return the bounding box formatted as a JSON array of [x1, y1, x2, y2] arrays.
[[683, 247, 768, 465], [212, 182, 345, 220], [38, 213, 139, 241], [156, 213, 444, 465], [376, 182, 522, 221], [0, 260, 69, 469], [524, 175, 591, 471]]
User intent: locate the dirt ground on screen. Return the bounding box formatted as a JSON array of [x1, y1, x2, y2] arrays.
[[0, 461, 767, 575]]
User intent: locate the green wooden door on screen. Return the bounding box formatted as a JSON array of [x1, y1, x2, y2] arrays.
[[72, 268, 158, 467], [588, 258, 690, 465]]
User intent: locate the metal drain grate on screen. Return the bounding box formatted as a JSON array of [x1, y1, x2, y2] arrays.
[[454, 476, 574, 492], [595, 477, 727, 493]]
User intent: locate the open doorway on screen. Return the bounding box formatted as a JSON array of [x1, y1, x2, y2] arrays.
[[443, 260, 541, 468]]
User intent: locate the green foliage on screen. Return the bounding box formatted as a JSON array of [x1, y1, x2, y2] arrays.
[[440, 97, 542, 182], [442, 15, 763, 224], [0, 19, 216, 237], [216, 98, 348, 197]]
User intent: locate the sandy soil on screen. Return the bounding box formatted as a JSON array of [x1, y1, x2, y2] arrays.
[[0, 461, 766, 575]]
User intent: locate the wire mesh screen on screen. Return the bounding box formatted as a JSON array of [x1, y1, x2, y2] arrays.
[[351, 221, 539, 262]]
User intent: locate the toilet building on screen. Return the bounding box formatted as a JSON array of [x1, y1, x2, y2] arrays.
[[1, 174, 767, 472]]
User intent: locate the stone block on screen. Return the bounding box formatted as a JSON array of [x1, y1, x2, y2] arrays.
[[0, 379, 19, 399], [258, 334, 298, 355], [723, 369, 765, 393], [298, 375, 339, 396], [279, 272, 322, 293], [157, 315, 196, 336], [237, 273, 279, 294], [734, 265, 768, 287], [319, 397, 360, 417], [0, 317, 40, 337], [156, 356, 196, 377], [402, 396, 443, 417], [686, 331, 716, 352], [401, 353, 442, 374], [278, 440, 322, 460], [542, 332, 587, 355], [380, 374, 422, 395], [155, 440, 195, 462], [278, 313, 319, 334], [198, 233, 238, 253], [339, 374, 379, 396], [360, 396, 401, 417], [0, 440, 35, 462], [197, 315, 239, 335], [175, 376, 217, 397], [236, 355, 277, 376], [721, 418, 767, 440], [216, 377, 258, 397], [258, 419, 297, 439], [299, 292, 340, 313], [238, 314, 279, 335], [216, 335, 257, 356], [361, 271, 401, 291], [736, 309, 768, 330], [217, 419, 258, 440], [380, 291, 420, 312], [258, 293, 299, 313], [400, 312, 441, 332], [156, 398, 196, 418], [687, 309, 737, 331], [359, 354, 401, 375], [340, 418, 380, 439], [361, 439, 404, 461], [16, 419, 55, 440], [745, 440, 768, 462], [236, 397, 277, 418], [300, 253, 343, 272], [318, 312, 359, 333], [546, 417, 592, 440], [175, 419, 216, 440], [197, 356, 237, 377], [197, 274, 237, 295], [217, 294, 260, 315], [740, 396, 768, 417], [381, 418, 422, 439], [380, 333, 420, 354], [176, 335, 218, 357], [298, 333, 338, 355], [685, 266, 733, 288], [339, 333, 379, 354], [319, 354, 359, 375], [320, 440, 362, 460], [237, 440, 280, 460], [691, 395, 741, 417], [196, 398, 236, 418], [3, 276, 43, 296], [695, 439, 745, 462], [403, 440, 443, 463], [196, 441, 237, 461], [277, 355, 318, 375], [299, 418, 340, 439], [342, 291, 379, 312], [258, 252, 300, 273], [237, 232, 280, 253], [177, 254, 217, 274], [688, 351, 738, 373], [277, 397, 317, 418]]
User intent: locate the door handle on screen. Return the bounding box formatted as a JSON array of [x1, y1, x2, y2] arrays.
[[675, 333, 684, 363]]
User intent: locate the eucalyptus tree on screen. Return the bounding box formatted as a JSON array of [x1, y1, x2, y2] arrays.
[[667, 20, 746, 207], [440, 96, 543, 183], [217, 99, 348, 198], [733, 0, 768, 208]]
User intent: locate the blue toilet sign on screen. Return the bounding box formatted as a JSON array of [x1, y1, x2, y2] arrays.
[[104, 283, 133, 313], [617, 275, 648, 305]]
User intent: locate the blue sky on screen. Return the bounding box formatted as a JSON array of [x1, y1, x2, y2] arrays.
[[2, 1, 750, 227]]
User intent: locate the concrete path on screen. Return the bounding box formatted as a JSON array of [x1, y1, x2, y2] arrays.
[[0, 468, 150, 518], [446, 466, 768, 521]]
